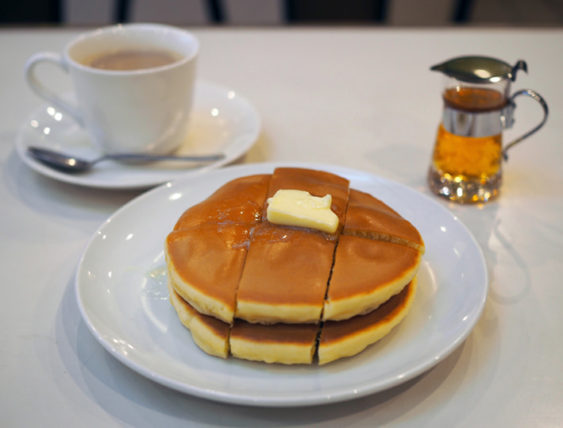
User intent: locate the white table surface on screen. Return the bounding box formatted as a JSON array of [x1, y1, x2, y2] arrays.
[[1, 26, 562, 427]]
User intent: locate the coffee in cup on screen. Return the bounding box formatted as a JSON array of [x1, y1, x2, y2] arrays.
[[85, 48, 182, 71]]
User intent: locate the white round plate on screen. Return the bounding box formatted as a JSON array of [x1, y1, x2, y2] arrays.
[[75, 162, 488, 407], [16, 81, 260, 189]]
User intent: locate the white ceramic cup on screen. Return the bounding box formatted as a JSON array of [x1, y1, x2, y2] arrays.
[[25, 23, 199, 154]]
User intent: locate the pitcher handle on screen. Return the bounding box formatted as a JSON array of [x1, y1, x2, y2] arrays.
[[502, 89, 548, 160]]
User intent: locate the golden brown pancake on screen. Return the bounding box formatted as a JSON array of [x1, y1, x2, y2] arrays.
[[346, 188, 401, 216], [169, 276, 416, 365], [323, 235, 420, 321], [343, 189, 425, 253], [174, 174, 270, 230], [318, 278, 416, 365], [235, 223, 335, 324], [165, 224, 250, 323], [165, 168, 424, 365], [168, 282, 230, 358], [230, 320, 319, 364]]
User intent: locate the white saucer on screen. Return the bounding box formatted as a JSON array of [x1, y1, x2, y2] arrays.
[[76, 162, 488, 407], [15, 81, 260, 189]]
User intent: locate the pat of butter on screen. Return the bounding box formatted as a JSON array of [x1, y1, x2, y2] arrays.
[[266, 189, 339, 233]]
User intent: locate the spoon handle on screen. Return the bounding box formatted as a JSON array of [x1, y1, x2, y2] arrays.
[[105, 152, 225, 163]]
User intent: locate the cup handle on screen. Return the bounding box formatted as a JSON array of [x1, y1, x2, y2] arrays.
[[24, 52, 84, 126], [502, 89, 548, 160]]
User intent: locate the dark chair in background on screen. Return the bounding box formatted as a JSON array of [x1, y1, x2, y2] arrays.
[[1, 0, 562, 26]]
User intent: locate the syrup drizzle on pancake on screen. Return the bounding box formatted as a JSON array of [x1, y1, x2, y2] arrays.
[[343, 189, 425, 253]]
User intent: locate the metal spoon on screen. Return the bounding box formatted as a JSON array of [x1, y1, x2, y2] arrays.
[[27, 146, 225, 173]]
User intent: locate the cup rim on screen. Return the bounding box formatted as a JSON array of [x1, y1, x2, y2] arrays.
[[64, 23, 199, 76]]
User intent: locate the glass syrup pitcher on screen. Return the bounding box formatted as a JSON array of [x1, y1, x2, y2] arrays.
[[427, 56, 548, 203]]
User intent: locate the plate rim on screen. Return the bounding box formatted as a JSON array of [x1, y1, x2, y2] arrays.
[[15, 81, 261, 190], [75, 161, 488, 406]]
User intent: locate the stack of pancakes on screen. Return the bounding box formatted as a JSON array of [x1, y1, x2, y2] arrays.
[[165, 167, 424, 365]]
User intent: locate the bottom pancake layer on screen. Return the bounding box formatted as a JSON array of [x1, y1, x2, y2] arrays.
[[168, 278, 416, 365], [168, 282, 230, 358], [231, 321, 318, 364], [318, 277, 416, 365]]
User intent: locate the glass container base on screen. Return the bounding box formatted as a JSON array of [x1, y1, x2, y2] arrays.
[[427, 166, 501, 204]]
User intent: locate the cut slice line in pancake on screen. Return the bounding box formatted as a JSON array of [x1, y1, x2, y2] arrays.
[[235, 223, 335, 324], [233, 167, 352, 324], [165, 224, 250, 324], [323, 235, 421, 321]]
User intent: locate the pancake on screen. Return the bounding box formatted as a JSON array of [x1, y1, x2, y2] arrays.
[[235, 223, 335, 324], [174, 174, 270, 230], [169, 276, 416, 365], [164, 167, 424, 365], [343, 189, 425, 253], [346, 188, 401, 217], [318, 278, 416, 365], [165, 224, 250, 323], [323, 235, 421, 321], [230, 320, 319, 364], [168, 282, 230, 358]]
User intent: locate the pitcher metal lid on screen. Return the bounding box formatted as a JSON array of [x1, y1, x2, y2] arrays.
[[430, 56, 527, 83]]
